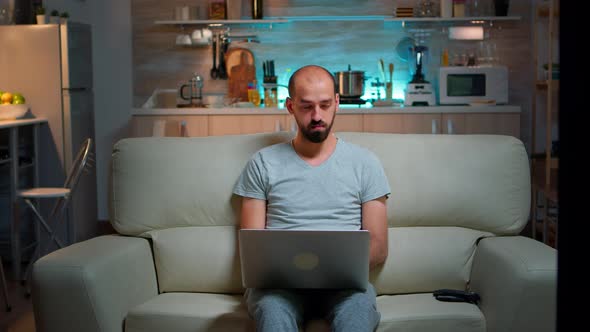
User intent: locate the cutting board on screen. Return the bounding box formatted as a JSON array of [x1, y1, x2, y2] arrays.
[[226, 48, 256, 101]]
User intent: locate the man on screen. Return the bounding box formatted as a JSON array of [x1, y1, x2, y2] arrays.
[[233, 65, 390, 331]]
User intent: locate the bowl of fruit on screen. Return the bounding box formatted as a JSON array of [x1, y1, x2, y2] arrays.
[[0, 91, 29, 120]]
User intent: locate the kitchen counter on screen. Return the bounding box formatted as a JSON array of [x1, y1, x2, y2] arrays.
[[132, 105, 521, 116]]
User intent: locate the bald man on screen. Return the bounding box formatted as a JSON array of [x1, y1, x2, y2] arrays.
[[233, 65, 390, 331]]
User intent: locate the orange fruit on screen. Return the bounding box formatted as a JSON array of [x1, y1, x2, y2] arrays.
[[0, 92, 13, 104]]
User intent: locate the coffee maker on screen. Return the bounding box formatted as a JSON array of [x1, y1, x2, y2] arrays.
[[404, 45, 436, 106]]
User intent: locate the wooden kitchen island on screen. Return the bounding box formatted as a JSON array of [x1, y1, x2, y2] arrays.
[[131, 105, 521, 139]]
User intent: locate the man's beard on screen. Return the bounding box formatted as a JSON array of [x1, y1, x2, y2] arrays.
[[299, 116, 335, 143]]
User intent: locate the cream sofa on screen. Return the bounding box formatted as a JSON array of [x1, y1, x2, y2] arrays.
[[32, 132, 557, 332]]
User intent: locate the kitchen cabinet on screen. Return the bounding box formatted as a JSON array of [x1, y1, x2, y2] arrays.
[[363, 114, 441, 134], [441, 113, 520, 137], [362, 113, 520, 137], [208, 115, 286, 136], [283, 114, 363, 134], [530, 0, 559, 248], [331, 114, 364, 133], [363, 114, 404, 134], [131, 108, 521, 138], [131, 115, 209, 137]]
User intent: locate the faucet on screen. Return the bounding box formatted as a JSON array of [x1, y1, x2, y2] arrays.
[[180, 73, 204, 106]]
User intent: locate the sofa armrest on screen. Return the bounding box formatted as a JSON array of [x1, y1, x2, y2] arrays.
[[32, 235, 159, 332], [470, 236, 557, 332]]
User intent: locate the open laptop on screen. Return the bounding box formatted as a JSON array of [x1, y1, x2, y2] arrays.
[[238, 229, 370, 290]]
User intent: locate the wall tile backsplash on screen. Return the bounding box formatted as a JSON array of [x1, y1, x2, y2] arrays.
[[132, 0, 534, 145]]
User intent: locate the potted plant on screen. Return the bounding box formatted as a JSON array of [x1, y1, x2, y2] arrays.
[[60, 12, 69, 24], [35, 6, 46, 24], [50, 9, 60, 24]]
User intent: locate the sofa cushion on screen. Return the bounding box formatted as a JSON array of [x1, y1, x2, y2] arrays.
[[124, 293, 484, 332], [110, 133, 293, 236], [145, 226, 243, 294], [376, 293, 485, 332], [372, 226, 492, 295], [110, 133, 530, 237], [124, 293, 254, 332], [146, 225, 490, 295], [336, 132, 530, 235]]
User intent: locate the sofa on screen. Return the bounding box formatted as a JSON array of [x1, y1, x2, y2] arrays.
[[32, 132, 557, 332]]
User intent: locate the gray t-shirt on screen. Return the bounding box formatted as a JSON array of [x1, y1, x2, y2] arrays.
[[233, 138, 391, 230]]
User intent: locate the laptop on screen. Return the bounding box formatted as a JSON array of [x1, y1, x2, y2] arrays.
[[238, 229, 370, 290]]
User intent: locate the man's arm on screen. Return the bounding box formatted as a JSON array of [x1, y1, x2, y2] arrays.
[[240, 197, 267, 229], [361, 196, 388, 270]]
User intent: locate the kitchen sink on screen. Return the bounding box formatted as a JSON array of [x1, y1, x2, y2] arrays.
[[142, 89, 227, 108]]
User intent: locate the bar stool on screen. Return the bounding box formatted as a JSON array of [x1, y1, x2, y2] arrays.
[[15, 138, 94, 294]]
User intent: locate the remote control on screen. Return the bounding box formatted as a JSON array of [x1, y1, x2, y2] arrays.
[[433, 289, 480, 304]]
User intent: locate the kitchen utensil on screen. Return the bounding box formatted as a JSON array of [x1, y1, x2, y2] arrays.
[[388, 63, 394, 82], [385, 62, 394, 100], [225, 47, 254, 77], [227, 50, 256, 101], [394, 37, 415, 63], [405, 45, 435, 106], [210, 34, 218, 79], [215, 33, 222, 77], [378, 59, 386, 82], [218, 36, 228, 79], [179, 73, 204, 107], [334, 65, 366, 98]]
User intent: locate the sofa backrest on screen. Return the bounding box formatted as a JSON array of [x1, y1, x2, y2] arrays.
[[109, 132, 530, 294]]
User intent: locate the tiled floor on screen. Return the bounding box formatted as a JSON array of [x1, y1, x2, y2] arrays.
[[1, 262, 35, 332]]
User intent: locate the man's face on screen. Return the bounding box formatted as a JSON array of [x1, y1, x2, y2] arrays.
[[286, 70, 339, 143]]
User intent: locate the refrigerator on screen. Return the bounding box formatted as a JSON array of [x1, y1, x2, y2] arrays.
[[0, 23, 97, 252]]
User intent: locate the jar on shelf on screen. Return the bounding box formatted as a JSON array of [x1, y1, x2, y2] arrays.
[[453, 0, 466, 17], [441, 0, 453, 18], [416, 0, 437, 17], [208, 0, 227, 20]]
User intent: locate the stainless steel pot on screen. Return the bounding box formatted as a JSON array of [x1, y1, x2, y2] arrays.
[[334, 66, 366, 98]]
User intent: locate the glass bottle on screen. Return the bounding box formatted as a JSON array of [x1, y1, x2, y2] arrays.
[[441, 48, 449, 67], [248, 82, 261, 106], [251, 0, 263, 19]]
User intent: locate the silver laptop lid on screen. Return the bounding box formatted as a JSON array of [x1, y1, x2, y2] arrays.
[[239, 229, 370, 290]]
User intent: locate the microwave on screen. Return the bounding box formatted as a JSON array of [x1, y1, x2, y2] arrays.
[[438, 66, 508, 105]]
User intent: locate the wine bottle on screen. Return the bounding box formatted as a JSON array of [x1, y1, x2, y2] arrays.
[[252, 0, 263, 19]]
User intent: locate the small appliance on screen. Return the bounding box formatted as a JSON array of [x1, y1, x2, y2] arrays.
[[404, 45, 436, 106], [438, 65, 508, 105]]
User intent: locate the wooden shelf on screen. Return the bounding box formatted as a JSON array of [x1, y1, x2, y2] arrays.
[[537, 6, 559, 17], [155, 15, 521, 26], [531, 0, 559, 217], [531, 162, 558, 203], [535, 79, 560, 89], [384, 15, 521, 24], [534, 219, 557, 248], [154, 18, 289, 27]]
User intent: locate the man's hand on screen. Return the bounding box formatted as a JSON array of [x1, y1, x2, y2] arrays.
[[240, 197, 267, 229], [361, 196, 388, 270]]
